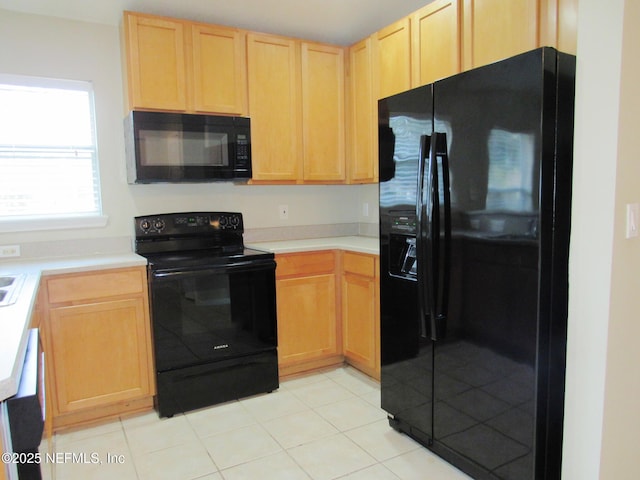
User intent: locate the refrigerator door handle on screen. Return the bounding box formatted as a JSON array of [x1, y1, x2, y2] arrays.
[[416, 134, 432, 339], [427, 133, 441, 341], [431, 132, 452, 341]]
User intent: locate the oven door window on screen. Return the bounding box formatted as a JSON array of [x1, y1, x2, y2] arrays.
[[150, 262, 277, 372]]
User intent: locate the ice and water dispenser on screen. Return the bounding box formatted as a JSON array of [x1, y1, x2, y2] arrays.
[[388, 213, 418, 279]]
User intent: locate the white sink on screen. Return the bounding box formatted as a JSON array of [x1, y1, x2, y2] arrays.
[[0, 275, 25, 307]]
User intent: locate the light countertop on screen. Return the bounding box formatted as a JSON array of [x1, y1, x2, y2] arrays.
[[248, 235, 379, 255], [0, 253, 146, 402]]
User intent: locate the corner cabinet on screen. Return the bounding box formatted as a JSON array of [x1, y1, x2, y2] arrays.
[[341, 252, 380, 379], [274, 249, 380, 380], [275, 251, 342, 376], [40, 267, 155, 430], [121, 11, 247, 115]]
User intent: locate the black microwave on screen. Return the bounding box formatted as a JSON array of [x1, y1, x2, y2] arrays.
[[124, 111, 251, 183]]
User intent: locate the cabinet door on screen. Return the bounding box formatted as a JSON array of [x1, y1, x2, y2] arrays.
[[342, 253, 380, 378], [343, 274, 376, 368], [123, 12, 188, 111], [412, 0, 461, 87], [375, 17, 412, 99], [247, 33, 301, 181], [462, 0, 539, 70], [540, 0, 578, 55], [191, 24, 248, 115], [348, 37, 376, 183], [301, 42, 346, 182], [48, 298, 153, 414], [276, 274, 338, 365]]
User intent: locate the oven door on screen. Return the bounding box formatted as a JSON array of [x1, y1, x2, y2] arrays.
[[149, 258, 277, 373]]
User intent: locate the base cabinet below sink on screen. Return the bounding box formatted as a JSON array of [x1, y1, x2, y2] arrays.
[[38, 267, 155, 432]]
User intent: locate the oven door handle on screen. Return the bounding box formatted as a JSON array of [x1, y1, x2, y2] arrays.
[[150, 258, 276, 281]]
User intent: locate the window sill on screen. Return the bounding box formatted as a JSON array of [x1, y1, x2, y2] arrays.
[[0, 215, 109, 233]]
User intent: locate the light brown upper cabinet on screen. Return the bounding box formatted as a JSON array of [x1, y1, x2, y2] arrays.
[[248, 34, 346, 183], [301, 42, 346, 182], [412, 0, 462, 87], [191, 24, 248, 114], [348, 37, 377, 183], [247, 33, 302, 182], [461, 0, 539, 70], [122, 13, 187, 111], [122, 11, 247, 115], [375, 17, 412, 99]]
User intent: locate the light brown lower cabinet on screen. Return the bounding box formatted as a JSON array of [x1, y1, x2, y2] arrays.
[[275, 250, 380, 380], [40, 267, 155, 431], [341, 251, 380, 380], [275, 251, 342, 377]]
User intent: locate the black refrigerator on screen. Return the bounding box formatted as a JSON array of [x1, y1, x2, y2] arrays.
[[378, 47, 575, 480]]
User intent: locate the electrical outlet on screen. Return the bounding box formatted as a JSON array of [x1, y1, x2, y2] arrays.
[[0, 245, 20, 258], [278, 204, 289, 220], [362, 202, 369, 217]]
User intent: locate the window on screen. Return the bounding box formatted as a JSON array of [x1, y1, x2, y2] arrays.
[[0, 74, 105, 231]]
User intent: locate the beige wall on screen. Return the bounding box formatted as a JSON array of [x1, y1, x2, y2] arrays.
[[0, 9, 374, 249], [598, 0, 640, 477], [563, 0, 640, 478]]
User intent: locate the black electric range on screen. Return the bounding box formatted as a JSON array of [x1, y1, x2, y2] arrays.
[[134, 212, 279, 417]]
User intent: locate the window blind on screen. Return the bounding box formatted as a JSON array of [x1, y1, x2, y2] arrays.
[[0, 75, 102, 220]]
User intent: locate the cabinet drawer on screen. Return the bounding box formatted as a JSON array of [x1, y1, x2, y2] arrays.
[[46, 268, 145, 304], [276, 251, 335, 278], [343, 252, 375, 278]]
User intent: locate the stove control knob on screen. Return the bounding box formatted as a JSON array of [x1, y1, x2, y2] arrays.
[[230, 215, 240, 228], [218, 216, 228, 228], [139, 219, 151, 232], [153, 219, 165, 231]]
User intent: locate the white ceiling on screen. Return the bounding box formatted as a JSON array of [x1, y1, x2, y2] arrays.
[[0, 0, 434, 46]]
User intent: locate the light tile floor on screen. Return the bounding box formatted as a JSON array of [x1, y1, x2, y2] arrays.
[[40, 366, 471, 480]]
